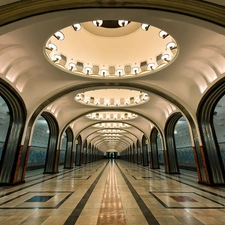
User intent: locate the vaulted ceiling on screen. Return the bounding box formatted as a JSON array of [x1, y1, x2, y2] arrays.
[[0, 0, 225, 152]]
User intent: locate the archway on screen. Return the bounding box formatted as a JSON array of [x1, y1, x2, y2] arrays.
[[87, 142, 91, 163], [0, 79, 26, 185], [63, 127, 74, 169], [133, 143, 137, 163], [165, 113, 202, 178], [75, 135, 82, 166], [60, 132, 67, 166], [150, 128, 160, 169], [174, 117, 196, 171], [91, 145, 94, 162], [142, 136, 149, 166], [83, 139, 88, 164], [136, 139, 142, 164], [197, 78, 225, 185], [0, 96, 10, 161], [28, 116, 49, 170], [213, 95, 225, 170], [31, 112, 59, 174], [164, 113, 182, 174]]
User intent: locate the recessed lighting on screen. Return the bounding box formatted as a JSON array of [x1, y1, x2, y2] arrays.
[[72, 23, 81, 31], [54, 31, 64, 40], [159, 30, 169, 39], [93, 20, 103, 27], [118, 20, 129, 27]]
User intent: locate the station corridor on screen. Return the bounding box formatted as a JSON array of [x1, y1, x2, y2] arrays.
[[0, 160, 224, 225]]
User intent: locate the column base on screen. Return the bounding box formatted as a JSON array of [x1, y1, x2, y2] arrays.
[[64, 167, 73, 169], [165, 172, 181, 174], [198, 181, 225, 186], [43, 171, 59, 174], [0, 180, 25, 186]]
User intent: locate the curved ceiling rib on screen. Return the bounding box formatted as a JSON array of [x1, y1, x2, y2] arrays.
[[0, 0, 225, 29]]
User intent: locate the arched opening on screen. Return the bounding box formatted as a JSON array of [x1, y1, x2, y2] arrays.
[[197, 78, 225, 185], [174, 116, 196, 171], [0, 80, 26, 184], [75, 135, 82, 166], [128, 146, 131, 162], [91, 145, 94, 162], [83, 139, 88, 164], [131, 144, 134, 162], [29, 112, 59, 174], [165, 113, 200, 175], [136, 139, 142, 164], [63, 127, 74, 169], [157, 133, 164, 165], [213, 95, 225, 170], [106, 151, 118, 159], [87, 143, 91, 163], [142, 136, 149, 166], [0, 96, 10, 161], [164, 113, 182, 174], [60, 132, 67, 166], [28, 116, 49, 170], [133, 143, 136, 163], [150, 128, 160, 169], [42, 112, 59, 174]]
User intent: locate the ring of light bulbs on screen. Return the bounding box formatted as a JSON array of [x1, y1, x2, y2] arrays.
[[45, 20, 178, 78], [102, 134, 122, 136], [75, 89, 149, 107], [97, 129, 126, 133], [93, 123, 130, 128], [86, 112, 138, 120]]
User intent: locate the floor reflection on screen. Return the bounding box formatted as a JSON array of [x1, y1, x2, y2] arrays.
[[97, 160, 126, 225]]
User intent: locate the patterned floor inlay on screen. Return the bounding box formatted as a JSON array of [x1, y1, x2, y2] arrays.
[[132, 175, 164, 180], [64, 162, 108, 225], [117, 162, 160, 225], [60, 175, 91, 180], [150, 192, 225, 209], [25, 195, 53, 202], [170, 196, 197, 202], [0, 191, 73, 209], [97, 163, 126, 225], [2, 160, 225, 225]]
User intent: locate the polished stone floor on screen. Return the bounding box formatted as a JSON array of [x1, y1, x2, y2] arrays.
[[0, 160, 225, 224]]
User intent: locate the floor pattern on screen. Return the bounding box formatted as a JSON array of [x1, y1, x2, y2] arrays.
[[0, 160, 224, 224], [97, 161, 126, 224]]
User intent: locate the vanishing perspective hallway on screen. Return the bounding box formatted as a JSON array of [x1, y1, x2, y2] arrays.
[[0, 160, 224, 224]]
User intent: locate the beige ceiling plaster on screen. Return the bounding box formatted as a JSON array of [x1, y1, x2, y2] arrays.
[[1, 7, 225, 149]]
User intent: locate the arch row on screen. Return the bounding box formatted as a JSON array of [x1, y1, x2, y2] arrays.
[[1, 77, 225, 185]]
